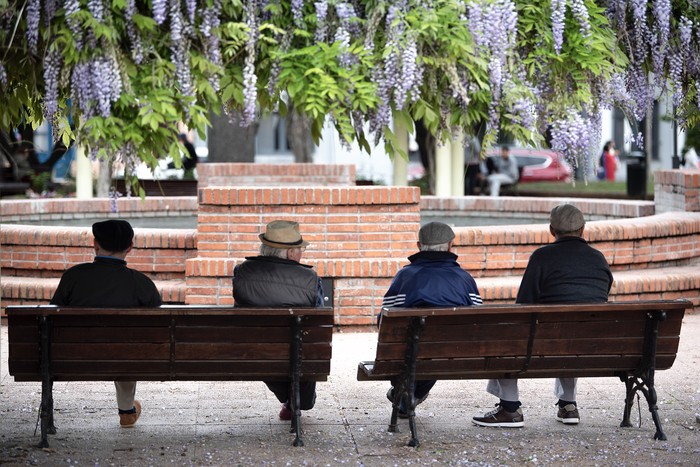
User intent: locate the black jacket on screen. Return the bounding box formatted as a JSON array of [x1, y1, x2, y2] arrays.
[[232, 256, 323, 307], [516, 236, 613, 304], [50, 256, 162, 307]]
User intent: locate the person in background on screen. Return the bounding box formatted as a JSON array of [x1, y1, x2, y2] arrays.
[[232, 220, 324, 421], [486, 145, 519, 196], [603, 140, 619, 181], [177, 133, 198, 174], [50, 220, 162, 427]]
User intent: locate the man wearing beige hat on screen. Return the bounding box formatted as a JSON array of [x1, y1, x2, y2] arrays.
[[473, 204, 613, 428], [232, 220, 324, 420]]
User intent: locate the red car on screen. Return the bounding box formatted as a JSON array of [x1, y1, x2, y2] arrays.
[[487, 148, 572, 182]]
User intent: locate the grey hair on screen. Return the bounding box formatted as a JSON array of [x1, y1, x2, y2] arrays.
[[420, 242, 451, 252], [259, 244, 289, 259]]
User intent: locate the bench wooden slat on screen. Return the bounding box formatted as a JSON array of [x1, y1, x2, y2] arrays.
[[175, 325, 332, 343], [174, 342, 332, 360]]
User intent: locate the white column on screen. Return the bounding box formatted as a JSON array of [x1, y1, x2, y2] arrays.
[[392, 119, 409, 186], [451, 131, 465, 196], [75, 145, 93, 199], [435, 138, 452, 197]]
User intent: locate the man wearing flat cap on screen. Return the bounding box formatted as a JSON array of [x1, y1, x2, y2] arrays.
[[383, 221, 482, 418], [473, 204, 613, 428], [51, 220, 162, 427], [232, 220, 324, 421]]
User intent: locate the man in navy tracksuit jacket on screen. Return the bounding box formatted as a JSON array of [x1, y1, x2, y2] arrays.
[[382, 222, 482, 416]]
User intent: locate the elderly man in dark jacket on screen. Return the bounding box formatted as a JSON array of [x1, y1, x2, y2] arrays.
[[232, 220, 324, 421], [383, 221, 482, 417], [51, 220, 162, 427], [473, 204, 613, 428]]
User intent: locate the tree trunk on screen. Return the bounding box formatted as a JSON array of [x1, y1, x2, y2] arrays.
[[285, 103, 314, 163], [207, 110, 256, 162]]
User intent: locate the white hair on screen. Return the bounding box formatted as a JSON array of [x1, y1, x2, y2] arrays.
[[420, 242, 451, 252], [259, 244, 289, 259]]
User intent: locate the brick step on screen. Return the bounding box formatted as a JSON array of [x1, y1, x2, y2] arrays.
[[476, 266, 700, 307], [2, 266, 698, 313]]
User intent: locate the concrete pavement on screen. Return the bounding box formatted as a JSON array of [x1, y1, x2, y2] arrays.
[[1, 316, 699, 466]]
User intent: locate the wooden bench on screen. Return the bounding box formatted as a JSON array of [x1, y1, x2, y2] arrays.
[[357, 300, 691, 447], [7, 305, 334, 448]]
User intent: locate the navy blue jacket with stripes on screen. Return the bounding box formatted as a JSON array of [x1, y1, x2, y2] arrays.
[[382, 251, 482, 309]]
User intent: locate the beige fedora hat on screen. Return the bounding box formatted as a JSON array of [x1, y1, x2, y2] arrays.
[[259, 220, 309, 249]]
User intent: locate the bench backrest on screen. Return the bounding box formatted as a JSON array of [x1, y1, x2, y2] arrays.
[[7, 305, 333, 382], [369, 301, 689, 380]]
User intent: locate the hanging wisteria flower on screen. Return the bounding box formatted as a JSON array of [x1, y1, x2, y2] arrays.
[[631, 0, 649, 62], [26, 0, 40, 55], [652, 0, 671, 80], [169, 0, 194, 101], [550, 112, 594, 169], [292, 0, 304, 28], [550, 0, 566, 55], [0, 62, 7, 87], [185, 0, 197, 24], [109, 187, 121, 213], [569, 0, 591, 39], [314, 0, 328, 43], [241, 0, 260, 126], [87, 0, 104, 22], [43, 49, 62, 119], [44, 0, 58, 25], [394, 38, 418, 110], [125, 0, 144, 64], [668, 53, 684, 107], [152, 0, 167, 25], [200, 0, 222, 91], [64, 0, 83, 51], [335, 2, 358, 68]]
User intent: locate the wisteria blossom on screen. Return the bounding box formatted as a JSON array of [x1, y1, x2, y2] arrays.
[[26, 0, 40, 54]]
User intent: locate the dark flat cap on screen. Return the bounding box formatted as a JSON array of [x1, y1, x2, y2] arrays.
[[419, 222, 455, 245], [92, 220, 134, 252], [550, 204, 585, 233]]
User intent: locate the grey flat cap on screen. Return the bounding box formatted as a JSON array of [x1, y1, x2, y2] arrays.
[[550, 204, 585, 233], [419, 222, 455, 245]]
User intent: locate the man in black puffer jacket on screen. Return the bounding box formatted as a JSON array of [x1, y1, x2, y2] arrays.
[[232, 220, 324, 421]]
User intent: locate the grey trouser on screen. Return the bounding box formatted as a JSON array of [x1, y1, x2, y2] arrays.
[[115, 381, 137, 411], [486, 378, 577, 403]]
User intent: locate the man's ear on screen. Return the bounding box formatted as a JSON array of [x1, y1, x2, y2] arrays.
[[549, 225, 556, 238], [125, 241, 134, 255]]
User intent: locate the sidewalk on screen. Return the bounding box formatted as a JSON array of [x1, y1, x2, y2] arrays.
[[1, 316, 699, 466]]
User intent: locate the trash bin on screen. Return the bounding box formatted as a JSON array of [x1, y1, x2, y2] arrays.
[[626, 151, 646, 198]]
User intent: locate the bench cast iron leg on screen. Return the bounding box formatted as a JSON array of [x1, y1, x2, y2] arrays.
[[620, 376, 634, 428], [403, 317, 424, 447], [290, 316, 304, 447], [38, 316, 55, 448], [620, 311, 667, 440]]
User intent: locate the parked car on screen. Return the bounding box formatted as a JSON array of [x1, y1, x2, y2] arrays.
[[486, 147, 572, 182]]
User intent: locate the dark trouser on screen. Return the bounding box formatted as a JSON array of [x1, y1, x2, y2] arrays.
[[414, 380, 436, 400], [265, 381, 317, 410]]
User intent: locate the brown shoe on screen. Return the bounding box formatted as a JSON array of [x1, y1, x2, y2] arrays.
[[119, 400, 142, 427], [556, 404, 580, 425], [472, 404, 524, 428]]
